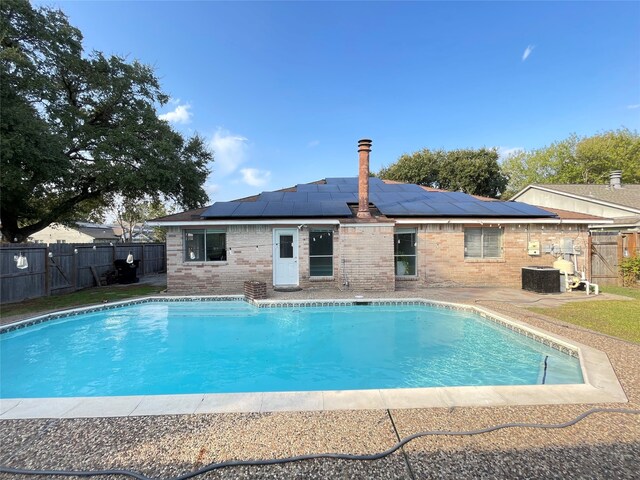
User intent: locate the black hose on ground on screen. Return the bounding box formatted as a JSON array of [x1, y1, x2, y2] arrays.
[[542, 355, 549, 384], [1, 407, 638, 480]]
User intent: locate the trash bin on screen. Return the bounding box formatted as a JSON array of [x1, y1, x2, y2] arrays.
[[114, 259, 140, 284]]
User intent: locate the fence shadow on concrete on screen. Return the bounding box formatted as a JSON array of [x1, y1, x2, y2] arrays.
[[0, 243, 165, 304]]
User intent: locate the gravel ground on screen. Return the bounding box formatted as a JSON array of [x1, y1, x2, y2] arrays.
[[1, 288, 639, 479]]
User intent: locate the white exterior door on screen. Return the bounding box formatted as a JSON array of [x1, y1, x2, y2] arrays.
[[273, 229, 299, 286]]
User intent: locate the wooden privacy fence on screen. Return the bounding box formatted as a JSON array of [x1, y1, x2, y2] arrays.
[[589, 231, 639, 286], [0, 243, 165, 304]]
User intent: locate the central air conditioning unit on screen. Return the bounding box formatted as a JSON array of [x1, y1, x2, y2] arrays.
[[521, 266, 561, 294]]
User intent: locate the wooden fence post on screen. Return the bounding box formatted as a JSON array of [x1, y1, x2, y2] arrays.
[[72, 244, 78, 290], [617, 234, 624, 286], [44, 245, 50, 297]]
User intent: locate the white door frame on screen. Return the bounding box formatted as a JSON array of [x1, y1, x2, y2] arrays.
[[272, 228, 299, 286]]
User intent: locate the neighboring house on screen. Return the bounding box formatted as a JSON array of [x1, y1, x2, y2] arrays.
[[29, 222, 119, 244], [113, 224, 156, 243], [150, 139, 606, 294], [510, 171, 640, 232], [510, 172, 639, 285]]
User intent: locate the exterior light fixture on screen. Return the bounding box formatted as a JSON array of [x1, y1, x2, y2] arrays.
[[14, 252, 28, 270]]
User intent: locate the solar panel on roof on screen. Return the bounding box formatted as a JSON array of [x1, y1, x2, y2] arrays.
[[203, 177, 557, 219], [337, 184, 358, 193], [369, 192, 397, 204], [259, 191, 285, 201], [282, 192, 308, 202], [452, 202, 495, 215], [507, 202, 556, 216], [233, 202, 267, 216], [261, 202, 294, 216], [377, 202, 417, 215], [201, 202, 241, 217], [320, 201, 353, 216], [439, 192, 472, 200], [420, 202, 466, 215], [296, 184, 320, 192], [326, 177, 353, 184], [315, 184, 340, 192], [330, 192, 358, 201], [307, 192, 335, 202], [396, 184, 425, 193], [292, 202, 324, 216], [475, 202, 525, 216]]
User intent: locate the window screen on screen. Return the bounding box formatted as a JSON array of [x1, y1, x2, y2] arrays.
[[394, 229, 416, 276], [464, 227, 502, 259], [309, 230, 333, 276], [185, 230, 226, 261]]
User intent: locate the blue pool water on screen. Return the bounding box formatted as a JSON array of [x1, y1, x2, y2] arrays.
[[0, 301, 583, 398]]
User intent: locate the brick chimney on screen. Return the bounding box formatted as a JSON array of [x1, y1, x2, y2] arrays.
[[609, 170, 622, 189], [357, 139, 372, 218]]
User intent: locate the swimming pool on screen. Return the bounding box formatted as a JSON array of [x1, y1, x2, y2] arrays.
[[0, 299, 583, 399]]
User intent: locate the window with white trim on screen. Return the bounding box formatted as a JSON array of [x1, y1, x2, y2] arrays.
[[394, 229, 417, 276], [184, 229, 226, 261], [309, 230, 333, 276], [464, 227, 502, 259]]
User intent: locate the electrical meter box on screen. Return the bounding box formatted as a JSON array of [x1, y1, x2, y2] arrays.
[[528, 240, 540, 256]]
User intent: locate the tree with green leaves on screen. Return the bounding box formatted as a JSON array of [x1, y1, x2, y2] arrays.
[[501, 129, 640, 198], [377, 148, 507, 198], [111, 196, 171, 243], [0, 0, 212, 243]]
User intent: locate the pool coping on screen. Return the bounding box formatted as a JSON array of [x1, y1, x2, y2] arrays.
[[0, 296, 628, 419]]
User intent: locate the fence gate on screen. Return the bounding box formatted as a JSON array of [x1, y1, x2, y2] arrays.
[[48, 243, 76, 295], [590, 232, 620, 286]]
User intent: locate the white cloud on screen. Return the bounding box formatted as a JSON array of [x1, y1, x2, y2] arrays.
[[497, 146, 524, 162], [308, 140, 320, 148], [522, 45, 535, 61], [159, 104, 192, 124], [627, 104, 640, 109], [209, 128, 249, 176], [240, 168, 271, 187], [204, 182, 220, 201]]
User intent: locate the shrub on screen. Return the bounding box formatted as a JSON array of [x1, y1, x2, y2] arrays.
[[620, 255, 640, 287]]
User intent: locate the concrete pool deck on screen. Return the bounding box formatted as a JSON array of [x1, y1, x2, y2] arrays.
[[1, 287, 639, 479]]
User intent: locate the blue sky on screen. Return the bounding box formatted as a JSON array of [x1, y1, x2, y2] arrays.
[[41, 1, 640, 204]]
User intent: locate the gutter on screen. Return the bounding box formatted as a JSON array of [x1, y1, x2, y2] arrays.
[[147, 219, 342, 227], [393, 218, 608, 225]]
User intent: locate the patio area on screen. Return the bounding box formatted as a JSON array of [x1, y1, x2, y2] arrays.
[[1, 287, 638, 479]]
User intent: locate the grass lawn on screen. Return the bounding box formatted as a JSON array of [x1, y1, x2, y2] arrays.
[[0, 284, 166, 320], [529, 286, 640, 343]]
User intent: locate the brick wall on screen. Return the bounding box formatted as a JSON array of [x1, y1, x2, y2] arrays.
[[166, 224, 344, 294], [338, 224, 396, 292], [166, 222, 589, 294], [166, 225, 273, 294], [406, 223, 589, 288]]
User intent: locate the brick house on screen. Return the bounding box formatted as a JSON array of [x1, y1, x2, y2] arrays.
[[150, 139, 604, 294]]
